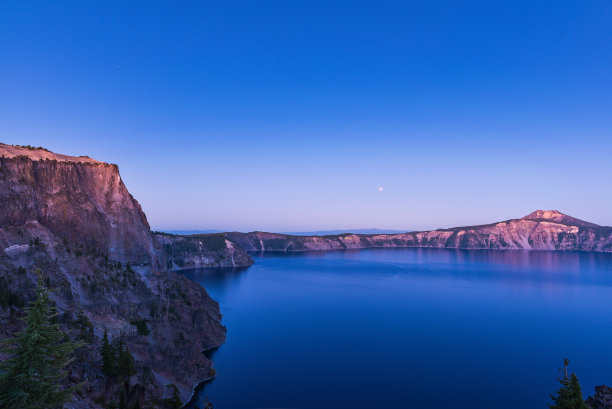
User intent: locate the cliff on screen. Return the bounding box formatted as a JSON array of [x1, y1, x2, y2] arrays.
[[0, 143, 226, 407], [155, 232, 254, 270], [0, 144, 156, 265], [223, 210, 612, 253]]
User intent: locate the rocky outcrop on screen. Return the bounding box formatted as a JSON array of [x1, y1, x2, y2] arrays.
[[587, 385, 612, 409], [223, 210, 612, 253], [0, 144, 226, 407], [156, 232, 253, 270], [0, 144, 157, 266]]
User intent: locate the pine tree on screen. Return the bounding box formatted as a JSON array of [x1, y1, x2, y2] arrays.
[[118, 387, 127, 409], [116, 339, 136, 378], [0, 275, 83, 409], [163, 384, 182, 409], [101, 330, 116, 376], [549, 358, 590, 409]]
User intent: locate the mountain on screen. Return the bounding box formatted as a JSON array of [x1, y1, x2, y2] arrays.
[[520, 209, 600, 228], [221, 211, 612, 253], [0, 144, 229, 407]]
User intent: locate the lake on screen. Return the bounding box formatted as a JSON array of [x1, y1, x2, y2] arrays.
[[183, 248, 612, 409]]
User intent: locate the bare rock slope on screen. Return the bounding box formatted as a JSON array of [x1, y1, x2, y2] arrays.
[[0, 144, 226, 407]]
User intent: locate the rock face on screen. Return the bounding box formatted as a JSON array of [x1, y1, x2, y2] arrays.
[[0, 144, 226, 408], [0, 144, 157, 265], [156, 232, 253, 270], [223, 210, 612, 253], [587, 385, 612, 409]]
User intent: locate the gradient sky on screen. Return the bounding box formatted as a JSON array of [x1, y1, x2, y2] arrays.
[[1, 1, 611, 231]]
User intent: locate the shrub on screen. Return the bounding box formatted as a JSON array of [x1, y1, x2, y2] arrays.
[[130, 319, 150, 336]]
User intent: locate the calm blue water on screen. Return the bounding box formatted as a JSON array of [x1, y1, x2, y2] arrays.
[[183, 248, 612, 409]]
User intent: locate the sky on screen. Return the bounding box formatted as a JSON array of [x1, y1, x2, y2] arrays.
[[1, 1, 611, 231]]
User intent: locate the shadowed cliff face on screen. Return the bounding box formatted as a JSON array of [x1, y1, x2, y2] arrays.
[[223, 210, 612, 253], [0, 144, 226, 407], [0, 146, 156, 265]]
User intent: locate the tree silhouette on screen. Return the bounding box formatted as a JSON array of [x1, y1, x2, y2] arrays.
[[163, 383, 182, 409], [101, 330, 116, 376], [549, 358, 590, 409]]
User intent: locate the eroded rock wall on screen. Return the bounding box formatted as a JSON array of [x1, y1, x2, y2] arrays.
[[0, 144, 226, 407]]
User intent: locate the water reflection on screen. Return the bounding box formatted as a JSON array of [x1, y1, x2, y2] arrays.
[[254, 248, 612, 287], [181, 266, 251, 302]]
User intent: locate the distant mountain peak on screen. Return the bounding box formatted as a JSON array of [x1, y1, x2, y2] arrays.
[[522, 210, 565, 220], [521, 210, 599, 227]]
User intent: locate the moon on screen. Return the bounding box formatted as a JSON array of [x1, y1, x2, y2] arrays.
[[378, 186, 383, 192]]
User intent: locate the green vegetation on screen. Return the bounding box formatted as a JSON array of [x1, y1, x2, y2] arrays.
[[163, 384, 182, 409], [101, 331, 115, 376], [152, 231, 176, 237], [549, 358, 589, 409], [0, 276, 24, 308], [29, 236, 46, 249], [100, 331, 137, 378], [0, 276, 83, 409], [75, 312, 95, 343], [16, 144, 50, 152], [162, 233, 230, 267], [193, 234, 228, 250], [130, 318, 150, 336]]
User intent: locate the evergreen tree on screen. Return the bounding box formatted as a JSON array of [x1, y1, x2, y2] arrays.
[[118, 387, 127, 409], [116, 339, 136, 378], [549, 358, 590, 409], [101, 330, 116, 376], [100, 332, 137, 380], [0, 275, 82, 409], [163, 384, 182, 409]]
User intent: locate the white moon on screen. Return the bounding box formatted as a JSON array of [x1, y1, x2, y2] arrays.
[[378, 186, 383, 192]]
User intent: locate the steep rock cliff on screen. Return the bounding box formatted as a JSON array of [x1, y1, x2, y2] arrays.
[[0, 144, 156, 265], [0, 144, 226, 407]]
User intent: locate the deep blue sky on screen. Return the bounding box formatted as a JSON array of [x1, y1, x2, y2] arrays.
[[1, 1, 611, 231]]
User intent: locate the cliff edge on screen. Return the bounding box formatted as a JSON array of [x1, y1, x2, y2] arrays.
[[0, 143, 226, 407]]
